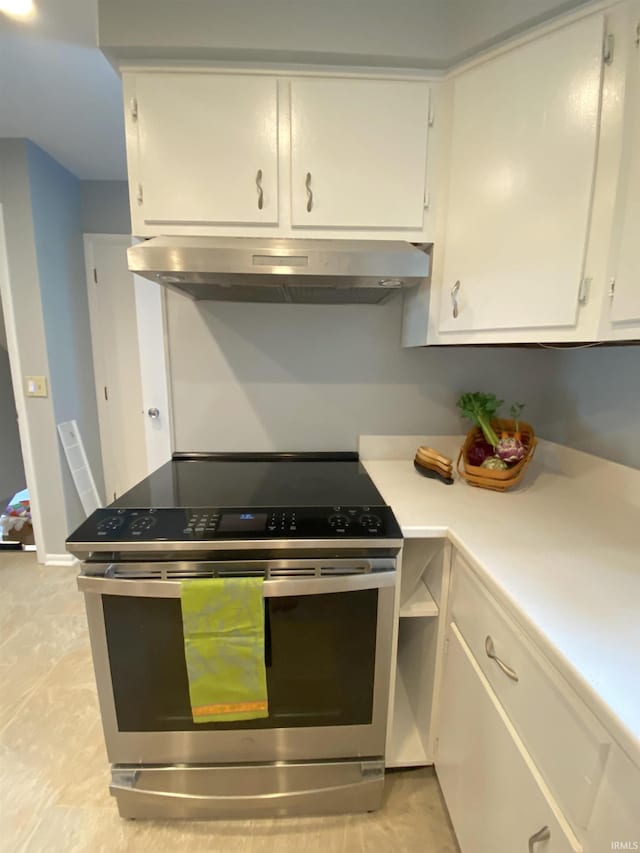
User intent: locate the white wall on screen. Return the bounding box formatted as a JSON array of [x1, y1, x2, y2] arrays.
[[167, 292, 559, 452]]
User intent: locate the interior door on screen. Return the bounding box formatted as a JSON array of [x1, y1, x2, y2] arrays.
[[134, 73, 279, 226], [85, 236, 171, 501], [133, 271, 172, 473], [290, 78, 430, 228], [439, 15, 605, 333]]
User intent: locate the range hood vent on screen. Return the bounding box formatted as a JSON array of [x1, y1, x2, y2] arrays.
[[128, 237, 430, 305]]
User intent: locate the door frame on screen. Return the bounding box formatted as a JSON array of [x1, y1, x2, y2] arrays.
[[0, 204, 46, 561], [83, 233, 173, 502]]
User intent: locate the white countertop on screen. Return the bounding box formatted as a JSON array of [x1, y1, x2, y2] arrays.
[[360, 435, 640, 768]]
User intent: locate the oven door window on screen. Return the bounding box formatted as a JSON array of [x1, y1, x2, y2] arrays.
[[103, 589, 378, 732]]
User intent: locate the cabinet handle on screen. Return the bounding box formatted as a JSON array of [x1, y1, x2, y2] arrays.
[[451, 280, 460, 318], [484, 635, 519, 682], [256, 170, 264, 210], [305, 172, 313, 212], [528, 826, 550, 852]]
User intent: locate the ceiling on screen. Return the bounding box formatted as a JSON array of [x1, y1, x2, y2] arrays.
[[0, 0, 126, 179], [1, 0, 591, 181]]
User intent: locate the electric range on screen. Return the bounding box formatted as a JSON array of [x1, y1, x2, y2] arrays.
[[67, 452, 402, 819]]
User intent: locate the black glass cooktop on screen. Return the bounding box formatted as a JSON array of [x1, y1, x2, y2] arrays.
[[67, 453, 402, 549], [112, 452, 386, 510]]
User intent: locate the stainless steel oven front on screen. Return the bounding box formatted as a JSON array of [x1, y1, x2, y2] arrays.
[[78, 555, 397, 818]]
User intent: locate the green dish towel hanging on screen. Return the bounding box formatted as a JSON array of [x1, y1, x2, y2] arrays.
[[180, 577, 268, 723]]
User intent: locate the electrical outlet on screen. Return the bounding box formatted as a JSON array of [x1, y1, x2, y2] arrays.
[[25, 375, 48, 398]]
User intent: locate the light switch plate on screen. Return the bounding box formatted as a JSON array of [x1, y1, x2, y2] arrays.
[[25, 375, 48, 397]]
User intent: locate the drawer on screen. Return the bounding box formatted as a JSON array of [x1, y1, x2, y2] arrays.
[[451, 552, 611, 831], [437, 624, 582, 853]]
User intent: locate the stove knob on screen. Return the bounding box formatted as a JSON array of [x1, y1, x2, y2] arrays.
[[359, 513, 382, 530], [328, 513, 350, 530], [97, 515, 124, 533], [129, 514, 157, 533]]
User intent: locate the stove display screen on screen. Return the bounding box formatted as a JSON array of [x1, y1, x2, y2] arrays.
[[217, 512, 268, 533]]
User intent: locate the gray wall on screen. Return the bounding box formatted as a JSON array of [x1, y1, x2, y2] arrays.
[[98, 0, 590, 69], [0, 304, 26, 505], [70, 182, 640, 471], [27, 142, 105, 531], [80, 180, 131, 234], [167, 293, 639, 469], [548, 346, 640, 469], [167, 293, 559, 452]]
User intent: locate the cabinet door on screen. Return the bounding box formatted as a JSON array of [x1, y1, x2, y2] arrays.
[[133, 74, 278, 226], [436, 624, 581, 853], [608, 25, 640, 326], [290, 78, 429, 228], [439, 15, 604, 333]]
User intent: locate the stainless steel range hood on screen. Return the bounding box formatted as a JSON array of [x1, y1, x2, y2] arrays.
[[128, 237, 430, 305]]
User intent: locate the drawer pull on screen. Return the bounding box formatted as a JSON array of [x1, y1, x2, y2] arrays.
[[528, 825, 550, 851], [485, 635, 519, 682]]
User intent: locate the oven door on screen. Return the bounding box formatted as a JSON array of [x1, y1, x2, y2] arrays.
[[79, 558, 396, 765]]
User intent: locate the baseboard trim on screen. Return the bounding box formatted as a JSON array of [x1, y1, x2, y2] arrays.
[[45, 553, 77, 567]]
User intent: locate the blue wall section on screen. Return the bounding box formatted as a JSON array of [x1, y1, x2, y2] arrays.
[[26, 142, 104, 528]]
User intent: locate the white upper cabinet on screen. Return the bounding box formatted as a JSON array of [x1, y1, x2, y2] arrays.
[[124, 71, 432, 239], [129, 74, 279, 229], [606, 17, 640, 330], [438, 14, 605, 334], [289, 79, 430, 229]]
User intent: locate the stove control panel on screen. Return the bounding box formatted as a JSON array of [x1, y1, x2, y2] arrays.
[[69, 505, 401, 544]]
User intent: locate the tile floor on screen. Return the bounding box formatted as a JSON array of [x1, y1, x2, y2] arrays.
[[0, 552, 459, 852]]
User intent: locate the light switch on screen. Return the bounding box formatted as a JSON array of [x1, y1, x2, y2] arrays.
[[25, 375, 48, 397]]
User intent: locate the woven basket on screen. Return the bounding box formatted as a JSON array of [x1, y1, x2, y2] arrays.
[[457, 419, 537, 492]]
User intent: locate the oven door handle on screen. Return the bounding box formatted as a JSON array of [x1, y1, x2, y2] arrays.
[[77, 571, 396, 598]]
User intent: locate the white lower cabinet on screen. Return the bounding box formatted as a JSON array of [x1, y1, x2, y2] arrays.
[[436, 623, 581, 853]]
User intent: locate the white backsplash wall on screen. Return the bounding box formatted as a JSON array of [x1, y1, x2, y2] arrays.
[[167, 293, 559, 452]]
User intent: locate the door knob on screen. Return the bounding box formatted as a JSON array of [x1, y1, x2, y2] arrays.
[[147, 408, 160, 419]]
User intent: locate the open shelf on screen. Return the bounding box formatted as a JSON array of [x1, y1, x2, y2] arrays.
[[399, 582, 439, 618], [387, 669, 429, 767]]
